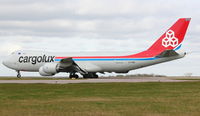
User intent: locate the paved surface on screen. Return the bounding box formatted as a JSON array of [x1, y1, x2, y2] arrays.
[[0, 77, 196, 84]]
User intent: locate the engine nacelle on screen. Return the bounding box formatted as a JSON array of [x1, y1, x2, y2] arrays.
[[39, 68, 55, 76], [39, 63, 59, 76]]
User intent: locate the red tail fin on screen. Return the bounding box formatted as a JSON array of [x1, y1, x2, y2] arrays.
[[128, 18, 191, 58], [148, 18, 191, 52]]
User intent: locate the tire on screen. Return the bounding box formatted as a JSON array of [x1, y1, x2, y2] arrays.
[[69, 74, 79, 79], [83, 73, 98, 78], [83, 75, 89, 79], [74, 74, 79, 79], [17, 74, 21, 78]]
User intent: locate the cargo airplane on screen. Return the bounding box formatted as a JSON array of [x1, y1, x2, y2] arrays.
[[3, 18, 191, 78]]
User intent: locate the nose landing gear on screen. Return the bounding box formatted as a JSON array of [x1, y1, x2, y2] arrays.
[[16, 70, 21, 78]]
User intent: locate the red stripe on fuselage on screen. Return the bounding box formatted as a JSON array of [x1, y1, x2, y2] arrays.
[[55, 50, 160, 59]]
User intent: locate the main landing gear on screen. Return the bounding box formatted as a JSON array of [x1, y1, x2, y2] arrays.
[[16, 70, 21, 78], [69, 72, 99, 79], [83, 73, 98, 78], [69, 72, 79, 79]]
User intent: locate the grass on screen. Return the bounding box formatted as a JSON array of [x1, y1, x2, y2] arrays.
[[0, 82, 200, 116]]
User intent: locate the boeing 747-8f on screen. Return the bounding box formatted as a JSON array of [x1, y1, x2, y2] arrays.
[[3, 18, 191, 78]]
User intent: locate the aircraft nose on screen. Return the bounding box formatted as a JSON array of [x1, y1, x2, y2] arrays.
[[2, 55, 18, 70], [2, 59, 9, 67], [2, 56, 13, 68]]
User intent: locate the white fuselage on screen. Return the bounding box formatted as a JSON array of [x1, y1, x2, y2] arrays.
[[3, 50, 185, 74]]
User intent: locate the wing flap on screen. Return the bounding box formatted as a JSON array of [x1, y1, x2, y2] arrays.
[[59, 57, 74, 67], [58, 57, 87, 74]]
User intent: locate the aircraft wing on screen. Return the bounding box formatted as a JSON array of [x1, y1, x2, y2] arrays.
[[58, 57, 87, 74], [59, 57, 74, 67], [156, 50, 179, 58]]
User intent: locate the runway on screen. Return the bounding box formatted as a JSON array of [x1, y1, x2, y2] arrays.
[[0, 77, 196, 84]]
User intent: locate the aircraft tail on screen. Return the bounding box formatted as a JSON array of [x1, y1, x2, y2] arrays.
[[147, 18, 191, 52]]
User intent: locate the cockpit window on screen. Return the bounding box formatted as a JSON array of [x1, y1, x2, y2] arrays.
[[11, 51, 24, 55]]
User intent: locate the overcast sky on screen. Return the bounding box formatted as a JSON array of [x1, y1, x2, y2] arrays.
[[0, 0, 200, 77]]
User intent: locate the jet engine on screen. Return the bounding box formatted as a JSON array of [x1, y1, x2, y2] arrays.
[[39, 63, 59, 76]]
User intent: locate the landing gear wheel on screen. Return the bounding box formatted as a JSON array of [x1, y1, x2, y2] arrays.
[[83, 73, 98, 79], [16, 71, 21, 78], [17, 74, 21, 78], [73, 74, 78, 79], [93, 74, 98, 78], [69, 73, 79, 79], [83, 75, 89, 79]]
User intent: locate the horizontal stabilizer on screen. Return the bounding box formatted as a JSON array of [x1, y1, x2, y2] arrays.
[[156, 50, 179, 58]]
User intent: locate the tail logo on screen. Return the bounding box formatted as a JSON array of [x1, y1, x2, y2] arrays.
[[162, 30, 178, 47]]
